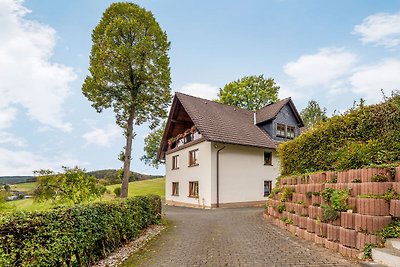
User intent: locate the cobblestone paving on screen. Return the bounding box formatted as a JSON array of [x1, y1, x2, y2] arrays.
[[125, 206, 358, 267]]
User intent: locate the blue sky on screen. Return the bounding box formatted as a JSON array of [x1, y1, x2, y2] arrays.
[[1, 0, 400, 175]]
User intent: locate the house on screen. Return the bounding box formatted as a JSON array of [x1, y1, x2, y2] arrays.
[[158, 92, 304, 208]]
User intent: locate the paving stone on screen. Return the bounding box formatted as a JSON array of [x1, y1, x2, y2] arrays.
[[126, 206, 357, 267]]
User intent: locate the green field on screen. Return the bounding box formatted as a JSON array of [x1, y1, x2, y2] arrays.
[[11, 182, 37, 193], [4, 178, 165, 212]]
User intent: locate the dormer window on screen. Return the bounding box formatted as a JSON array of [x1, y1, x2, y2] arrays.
[[276, 123, 286, 137], [287, 126, 295, 139]]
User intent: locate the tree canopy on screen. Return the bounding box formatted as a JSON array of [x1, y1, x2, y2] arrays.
[[141, 121, 165, 168], [82, 2, 171, 197], [217, 75, 279, 111], [300, 100, 328, 128], [33, 167, 106, 204]]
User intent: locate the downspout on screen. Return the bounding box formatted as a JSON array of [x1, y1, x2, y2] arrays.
[[216, 146, 225, 208]]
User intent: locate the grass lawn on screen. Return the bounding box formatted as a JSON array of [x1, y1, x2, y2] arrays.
[[3, 178, 165, 212], [11, 182, 37, 193]]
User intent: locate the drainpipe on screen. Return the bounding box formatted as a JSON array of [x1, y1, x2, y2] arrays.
[[216, 146, 225, 208]]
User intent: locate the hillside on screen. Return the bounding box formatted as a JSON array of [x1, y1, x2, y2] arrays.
[[87, 169, 163, 185], [0, 176, 36, 185]]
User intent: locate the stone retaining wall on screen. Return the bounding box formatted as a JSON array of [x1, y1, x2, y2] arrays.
[[265, 166, 400, 258]]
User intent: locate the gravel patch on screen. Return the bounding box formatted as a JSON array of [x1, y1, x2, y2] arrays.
[[92, 224, 165, 267]]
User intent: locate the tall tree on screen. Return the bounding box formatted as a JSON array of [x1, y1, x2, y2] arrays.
[[217, 75, 279, 111], [82, 3, 171, 197], [141, 121, 165, 168], [300, 100, 328, 128]]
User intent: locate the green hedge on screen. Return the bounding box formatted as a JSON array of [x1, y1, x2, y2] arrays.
[[278, 95, 400, 176], [0, 195, 161, 267]]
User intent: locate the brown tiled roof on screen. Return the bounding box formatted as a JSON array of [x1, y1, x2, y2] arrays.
[[255, 97, 291, 124], [173, 93, 278, 149]]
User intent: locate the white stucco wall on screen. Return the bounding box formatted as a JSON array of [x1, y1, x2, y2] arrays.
[[210, 143, 280, 205], [165, 141, 280, 208], [165, 141, 212, 208]]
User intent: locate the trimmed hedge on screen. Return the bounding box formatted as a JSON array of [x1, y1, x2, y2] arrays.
[[278, 95, 400, 176], [0, 195, 161, 266]]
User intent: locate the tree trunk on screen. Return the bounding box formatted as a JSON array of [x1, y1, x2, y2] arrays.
[[121, 107, 135, 198]]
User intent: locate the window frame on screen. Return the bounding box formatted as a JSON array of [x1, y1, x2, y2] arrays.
[[264, 180, 272, 197], [172, 155, 179, 170], [276, 123, 286, 138], [264, 151, 273, 166], [172, 182, 179, 196], [188, 181, 199, 198], [287, 125, 296, 139], [188, 149, 199, 167]]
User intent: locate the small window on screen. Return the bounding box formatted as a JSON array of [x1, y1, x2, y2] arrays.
[[172, 182, 179, 196], [287, 126, 295, 139], [189, 181, 199, 197], [264, 181, 272, 197], [172, 155, 179, 170], [264, 152, 272, 165], [276, 123, 286, 137], [189, 149, 199, 166]]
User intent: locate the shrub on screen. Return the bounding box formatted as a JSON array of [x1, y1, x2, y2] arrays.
[[379, 219, 400, 240], [362, 244, 376, 259], [330, 189, 350, 212], [277, 203, 286, 213], [278, 94, 400, 175], [114, 186, 122, 197], [321, 188, 335, 203], [321, 204, 339, 222], [0, 195, 161, 266], [371, 174, 388, 182], [280, 187, 294, 202], [281, 217, 293, 225]]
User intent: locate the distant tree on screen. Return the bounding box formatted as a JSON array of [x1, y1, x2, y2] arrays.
[[300, 100, 328, 128], [141, 121, 165, 168], [217, 75, 279, 111], [3, 184, 10, 191], [82, 3, 171, 197], [33, 167, 106, 204]]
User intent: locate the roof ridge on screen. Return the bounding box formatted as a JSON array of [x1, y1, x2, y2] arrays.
[[175, 92, 252, 113]]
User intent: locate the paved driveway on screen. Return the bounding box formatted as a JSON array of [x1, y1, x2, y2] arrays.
[[124, 206, 357, 267]]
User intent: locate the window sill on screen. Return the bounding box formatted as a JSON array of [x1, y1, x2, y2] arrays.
[[188, 164, 199, 167], [188, 195, 199, 198], [264, 163, 273, 166], [172, 167, 180, 170], [171, 194, 179, 197]]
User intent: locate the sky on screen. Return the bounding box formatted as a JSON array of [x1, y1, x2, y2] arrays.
[[0, 0, 400, 176]]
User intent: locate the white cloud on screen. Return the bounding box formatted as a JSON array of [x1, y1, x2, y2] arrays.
[[353, 11, 400, 48], [349, 59, 400, 101], [0, 131, 26, 147], [283, 48, 358, 88], [83, 124, 121, 147], [0, 0, 76, 132], [0, 108, 17, 129], [0, 147, 80, 176], [177, 83, 219, 100]]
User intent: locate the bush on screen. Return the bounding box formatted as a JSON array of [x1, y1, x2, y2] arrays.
[[0, 195, 161, 266], [114, 186, 122, 197], [321, 204, 339, 222], [330, 189, 350, 212], [278, 94, 400, 175], [379, 219, 400, 240]]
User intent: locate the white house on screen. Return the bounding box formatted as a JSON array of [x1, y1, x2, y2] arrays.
[[158, 93, 303, 208]]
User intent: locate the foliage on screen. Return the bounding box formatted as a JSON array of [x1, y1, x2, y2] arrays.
[[280, 187, 294, 202], [330, 189, 350, 212], [34, 167, 106, 204], [321, 188, 335, 203], [305, 192, 313, 198], [114, 187, 122, 197], [371, 174, 388, 182], [277, 203, 286, 213], [216, 75, 279, 111], [269, 187, 282, 198], [312, 192, 320, 196], [321, 204, 339, 222], [281, 217, 293, 225], [141, 121, 165, 168], [278, 94, 400, 175], [300, 100, 328, 128], [351, 178, 362, 183], [358, 188, 400, 201], [82, 2, 171, 197], [362, 244, 377, 259], [379, 219, 400, 239], [0, 195, 161, 266]]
